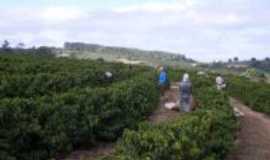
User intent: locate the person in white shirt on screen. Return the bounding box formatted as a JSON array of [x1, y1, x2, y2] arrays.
[[216, 75, 226, 90]]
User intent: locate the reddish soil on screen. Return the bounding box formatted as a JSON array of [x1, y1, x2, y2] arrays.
[[60, 143, 115, 160], [148, 82, 182, 124], [226, 98, 270, 160], [62, 90, 270, 160], [61, 82, 181, 160]]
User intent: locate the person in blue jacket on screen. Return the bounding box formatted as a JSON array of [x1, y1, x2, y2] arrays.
[[159, 67, 169, 95]]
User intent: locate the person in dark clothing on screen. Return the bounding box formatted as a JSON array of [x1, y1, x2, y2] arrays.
[[179, 73, 192, 112]]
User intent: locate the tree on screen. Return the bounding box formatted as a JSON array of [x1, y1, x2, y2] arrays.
[[265, 57, 270, 61], [228, 58, 232, 63], [16, 42, 25, 49], [2, 40, 10, 50], [97, 58, 105, 63], [233, 57, 239, 62], [251, 57, 257, 62], [250, 57, 260, 67], [0, 40, 12, 53], [35, 46, 54, 57]]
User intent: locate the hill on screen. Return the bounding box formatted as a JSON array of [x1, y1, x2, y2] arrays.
[[61, 42, 196, 67]]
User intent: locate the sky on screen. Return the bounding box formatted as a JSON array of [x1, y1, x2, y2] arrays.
[[0, 0, 270, 62]]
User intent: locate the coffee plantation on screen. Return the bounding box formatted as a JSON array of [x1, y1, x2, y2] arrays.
[[0, 54, 159, 160], [107, 71, 238, 160], [227, 76, 270, 115], [1, 54, 269, 160]]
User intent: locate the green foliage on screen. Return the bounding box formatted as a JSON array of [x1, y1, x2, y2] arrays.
[[110, 70, 237, 160], [227, 76, 270, 115], [0, 54, 150, 98], [0, 54, 159, 160]]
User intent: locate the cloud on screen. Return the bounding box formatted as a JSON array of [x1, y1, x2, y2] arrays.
[[187, 12, 246, 26], [41, 7, 87, 24], [113, 0, 194, 13], [0, 0, 270, 62]]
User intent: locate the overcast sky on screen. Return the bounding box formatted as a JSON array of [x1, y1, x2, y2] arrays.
[[1, 0, 270, 62]]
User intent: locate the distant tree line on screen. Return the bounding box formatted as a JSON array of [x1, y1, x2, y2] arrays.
[[226, 56, 270, 72], [0, 40, 57, 57], [248, 57, 270, 72], [64, 42, 101, 51]]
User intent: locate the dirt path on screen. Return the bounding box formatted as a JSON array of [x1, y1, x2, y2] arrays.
[[61, 82, 181, 160], [148, 82, 182, 124], [60, 143, 115, 160], [226, 98, 270, 160]]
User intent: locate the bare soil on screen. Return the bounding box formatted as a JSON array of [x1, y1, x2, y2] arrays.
[[62, 90, 270, 160], [60, 82, 181, 160], [226, 98, 270, 160], [148, 82, 182, 124], [59, 143, 115, 160]]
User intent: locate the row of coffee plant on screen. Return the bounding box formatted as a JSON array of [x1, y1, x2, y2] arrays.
[[107, 72, 237, 160], [0, 54, 150, 98], [0, 54, 149, 75], [0, 55, 159, 160], [227, 76, 270, 115]]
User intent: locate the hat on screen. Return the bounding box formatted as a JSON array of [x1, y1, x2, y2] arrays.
[[182, 73, 189, 82]]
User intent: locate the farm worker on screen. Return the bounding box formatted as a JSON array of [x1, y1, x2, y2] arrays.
[[158, 67, 168, 96], [105, 71, 113, 79], [197, 71, 205, 76], [179, 73, 192, 112], [216, 75, 226, 90], [105, 71, 113, 82]]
